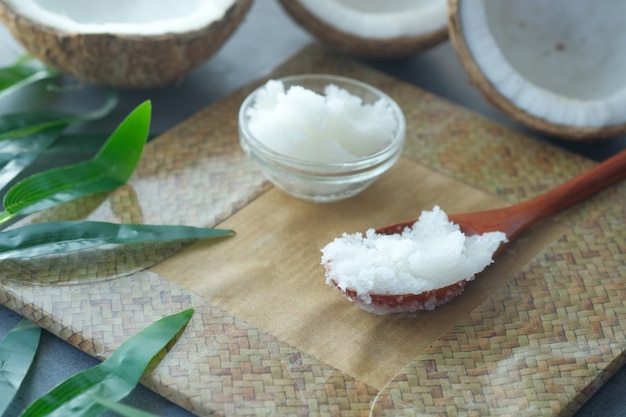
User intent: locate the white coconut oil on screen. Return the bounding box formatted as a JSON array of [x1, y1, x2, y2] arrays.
[[321, 205, 507, 304], [245, 79, 396, 163]]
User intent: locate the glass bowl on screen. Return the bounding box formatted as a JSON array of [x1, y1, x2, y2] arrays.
[[238, 74, 406, 203]]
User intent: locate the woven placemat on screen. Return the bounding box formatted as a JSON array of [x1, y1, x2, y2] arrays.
[[0, 45, 624, 416]]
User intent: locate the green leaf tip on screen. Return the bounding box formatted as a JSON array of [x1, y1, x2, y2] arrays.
[[93, 100, 151, 181], [19, 308, 193, 417]]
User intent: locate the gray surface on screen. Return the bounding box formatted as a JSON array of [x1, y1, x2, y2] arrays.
[[0, 1, 625, 416]]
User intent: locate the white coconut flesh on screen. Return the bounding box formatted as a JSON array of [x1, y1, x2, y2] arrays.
[[6, 0, 236, 35], [459, 0, 626, 129], [295, 0, 447, 39]]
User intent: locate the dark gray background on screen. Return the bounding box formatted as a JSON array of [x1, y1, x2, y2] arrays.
[[0, 1, 624, 416]]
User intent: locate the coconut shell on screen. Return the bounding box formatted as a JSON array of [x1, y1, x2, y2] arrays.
[[447, 0, 626, 141], [278, 0, 448, 59], [0, 0, 252, 89]]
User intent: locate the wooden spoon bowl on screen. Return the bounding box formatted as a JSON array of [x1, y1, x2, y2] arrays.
[[327, 148, 626, 314]]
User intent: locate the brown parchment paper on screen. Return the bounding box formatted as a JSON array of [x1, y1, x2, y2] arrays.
[[152, 157, 568, 389]]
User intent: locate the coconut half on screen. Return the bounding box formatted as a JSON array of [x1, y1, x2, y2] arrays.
[[449, 0, 626, 140], [278, 0, 448, 59], [0, 0, 252, 88]]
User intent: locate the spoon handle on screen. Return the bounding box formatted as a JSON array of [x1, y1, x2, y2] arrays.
[[505, 147, 626, 238], [380, 148, 626, 240]]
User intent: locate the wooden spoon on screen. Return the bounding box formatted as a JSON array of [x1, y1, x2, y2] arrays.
[[328, 148, 626, 314]]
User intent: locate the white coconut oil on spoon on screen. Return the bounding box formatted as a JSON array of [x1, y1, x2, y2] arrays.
[[322, 147, 626, 314]]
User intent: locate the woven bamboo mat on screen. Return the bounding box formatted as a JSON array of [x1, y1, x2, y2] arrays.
[[0, 45, 625, 416]]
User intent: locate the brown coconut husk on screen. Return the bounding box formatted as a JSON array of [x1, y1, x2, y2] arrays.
[[278, 0, 448, 59], [0, 0, 252, 89]]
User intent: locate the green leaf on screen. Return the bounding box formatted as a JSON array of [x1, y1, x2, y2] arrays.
[[0, 319, 42, 416], [0, 90, 118, 142], [19, 309, 194, 417], [0, 111, 72, 142], [0, 56, 60, 101], [0, 100, 150, 226], [0, 90, 118, 192], [0, 126, 67, 156], [0, 131, 133, 193], [0, 126, 66, 192], [86, 394, 159, 417], [0, 221, 234, 260]]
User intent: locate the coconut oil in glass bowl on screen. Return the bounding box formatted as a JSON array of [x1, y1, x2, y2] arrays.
[[238, 73, 406, 203]]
